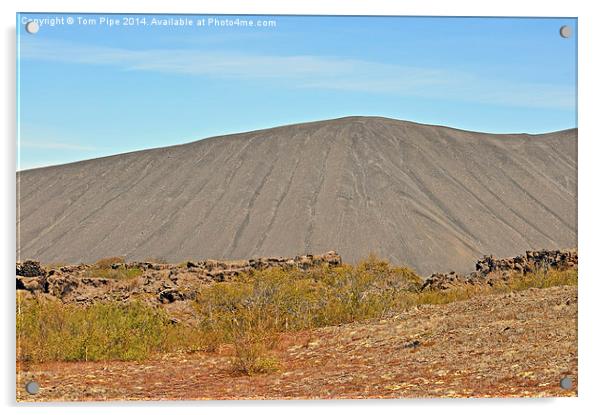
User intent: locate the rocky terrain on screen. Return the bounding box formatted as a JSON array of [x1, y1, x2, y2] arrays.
[[16, 249, 577, 307], [16, 248, 578, 400], [16, 251, 342, 308], [17, 285, 577, 400], [421, 248, 577, 291], [17, 116, 577, 275]]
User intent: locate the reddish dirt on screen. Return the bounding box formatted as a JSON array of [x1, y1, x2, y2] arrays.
[[16, 285, 577, 401]]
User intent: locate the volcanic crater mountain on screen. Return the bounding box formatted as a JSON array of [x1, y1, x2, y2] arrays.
[[17, 116, 577, 275]]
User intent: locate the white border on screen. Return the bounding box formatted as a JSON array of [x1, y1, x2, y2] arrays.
[[2, 1, 601, 414]]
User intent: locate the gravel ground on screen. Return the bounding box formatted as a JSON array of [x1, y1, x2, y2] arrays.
[[16, 285, 577, 401]]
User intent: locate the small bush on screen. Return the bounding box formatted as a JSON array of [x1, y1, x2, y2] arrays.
[[409, 268, 578, 306], [16, 256, 577, 370], [192, 260, 577, 374], [82, 267, 142, 280], [94, 256, 125, 269], [17, 297, 172, 362], [230, 330, 280, 375], [193, 256, 423, 372], [504, 268, 577, 291], [44, 262, 68, 270]]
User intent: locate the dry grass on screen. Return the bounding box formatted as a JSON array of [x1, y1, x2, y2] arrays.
[[43, 262, 68, 270], [504, 268, 578, 291], [94, 256, 125, 269], [68, 257, 141, 280], [83, 256, 143, 280], [192, 261, 576, 374], [16, 256, 577, 375], [143, 257, 168, 264], [230, 330, 281, 375], [81, 267, 143, 280], [16, 294, 197, 362], [410, 268, 578, 307]]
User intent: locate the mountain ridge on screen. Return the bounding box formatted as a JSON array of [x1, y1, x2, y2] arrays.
[[17, 116, 577, 274], [18, 116, 576, 172]]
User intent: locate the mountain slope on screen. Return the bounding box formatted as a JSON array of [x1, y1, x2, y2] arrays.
[[17, 116, 577, 274]]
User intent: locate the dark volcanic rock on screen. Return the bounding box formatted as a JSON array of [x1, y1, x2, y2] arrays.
[[421, 249, 578, 291], [475, 249, 578, 276], [15, 251, 343, 304], [158, 288, 196, 304], [45, 274, 79, 299], [16, 260, 45, 277]]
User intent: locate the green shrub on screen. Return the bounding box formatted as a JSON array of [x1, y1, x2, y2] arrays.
[[44, 262, 68, 270], [193, 256, 423, 372], [504, 268, 578, 291], [83, 256, 142, 280], [94, 256, 125, 269], [193, 260, 577, 374], [194, 260, 420, 340], [82, 267, 142, 280], [17, 297, 172, 362], [408, 268, 578, 307], [16, 256, 578, 371], [230, 328, 281, 375]]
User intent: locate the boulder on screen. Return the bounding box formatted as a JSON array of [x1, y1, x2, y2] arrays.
[[16, 276, 44, 292], [15, 251, 343, 304], [46, 275, 79, 299], [16, 260, 45, 277], [158, 288, 196, 303], [423, 248, 577, 291]]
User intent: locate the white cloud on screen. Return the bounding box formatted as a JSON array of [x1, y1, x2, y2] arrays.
[[19, 38, 575, 110], [19, 139, 99, 151]]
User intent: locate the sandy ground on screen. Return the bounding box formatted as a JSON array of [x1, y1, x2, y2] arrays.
[[16, 285, 577, 401]]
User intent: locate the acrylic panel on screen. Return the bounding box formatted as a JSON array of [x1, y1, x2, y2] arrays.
[[16, 13, 578, 401]]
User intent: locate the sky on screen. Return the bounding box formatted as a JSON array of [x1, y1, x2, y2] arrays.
[[17, 13, 577, 170]]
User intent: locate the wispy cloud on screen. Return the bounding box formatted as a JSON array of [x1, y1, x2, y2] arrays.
[[20, 139, 99, 151], [18, 139, 102, 170], [19, 38, 575, 110]]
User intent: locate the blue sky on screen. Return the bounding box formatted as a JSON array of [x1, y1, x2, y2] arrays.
[[17, 14, 577, 170]]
